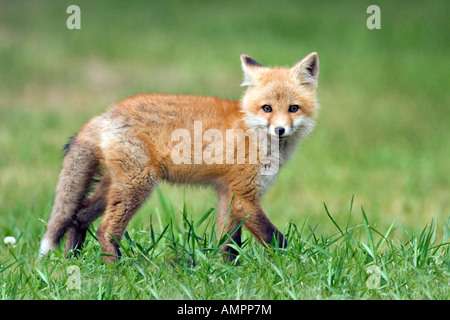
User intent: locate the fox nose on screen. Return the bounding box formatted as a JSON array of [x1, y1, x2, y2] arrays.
[[275, 127, 285, 137]]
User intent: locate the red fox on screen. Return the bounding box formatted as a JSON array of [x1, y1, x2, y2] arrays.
[[39, 52, 320, 263]]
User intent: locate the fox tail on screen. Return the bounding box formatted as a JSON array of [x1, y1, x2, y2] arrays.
[[39, 137, 99, 256]]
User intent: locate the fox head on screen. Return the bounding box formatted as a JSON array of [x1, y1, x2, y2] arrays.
[[240, 52, 319, 139]]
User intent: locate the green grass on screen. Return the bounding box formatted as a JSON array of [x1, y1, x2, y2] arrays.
[[1, 198, 449, 299], [0, 0, 449, 299]]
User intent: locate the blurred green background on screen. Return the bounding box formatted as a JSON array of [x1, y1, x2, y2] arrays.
[[0, 0, 449, 247]]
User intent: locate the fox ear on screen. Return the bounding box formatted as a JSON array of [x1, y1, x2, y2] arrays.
[[240, 54, 264, 87], [290, 52, 319, 87]]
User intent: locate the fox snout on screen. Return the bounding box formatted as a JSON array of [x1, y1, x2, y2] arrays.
[[270, 125, 288, 137], [268, 123, 293, 138], [275, 127, 285, 136]]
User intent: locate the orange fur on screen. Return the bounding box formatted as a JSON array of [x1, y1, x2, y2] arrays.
[[39, 53, 320, 263]]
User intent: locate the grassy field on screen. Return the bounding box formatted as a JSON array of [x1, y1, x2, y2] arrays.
[[0, 0, 449, 300]]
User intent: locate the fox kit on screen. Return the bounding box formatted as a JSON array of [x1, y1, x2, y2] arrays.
[[39, 52, 320, 263]]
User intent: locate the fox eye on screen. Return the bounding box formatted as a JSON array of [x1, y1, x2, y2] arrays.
[[288, 105, 299, 113], [262, 105, 272, 113]]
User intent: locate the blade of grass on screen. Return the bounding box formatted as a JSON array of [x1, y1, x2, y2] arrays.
[[195, 207, 215, 229], [361, 205, 377, 262], [345, 195, 355, 232], [324, 202, 344, 237], [219, 193, 235, 240], [376, 220, 395, 250]]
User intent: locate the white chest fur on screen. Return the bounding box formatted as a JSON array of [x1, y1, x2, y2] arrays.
[[257, 117, 315, 195], [257, 136, 295, 194]]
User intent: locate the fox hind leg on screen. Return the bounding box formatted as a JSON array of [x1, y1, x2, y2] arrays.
[[95, 138, 158, 263], [96, 173, 156, 263], [64, 174, 111, 256]]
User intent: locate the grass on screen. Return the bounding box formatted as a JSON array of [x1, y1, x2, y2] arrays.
[[1, 197, 449, 299], [0, 0, 449, 300]]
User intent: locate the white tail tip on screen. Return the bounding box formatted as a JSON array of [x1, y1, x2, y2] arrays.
[[38, 238, 55, 258]]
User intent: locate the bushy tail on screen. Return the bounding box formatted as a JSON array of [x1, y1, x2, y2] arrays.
[[39, 138, 99, 256]]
